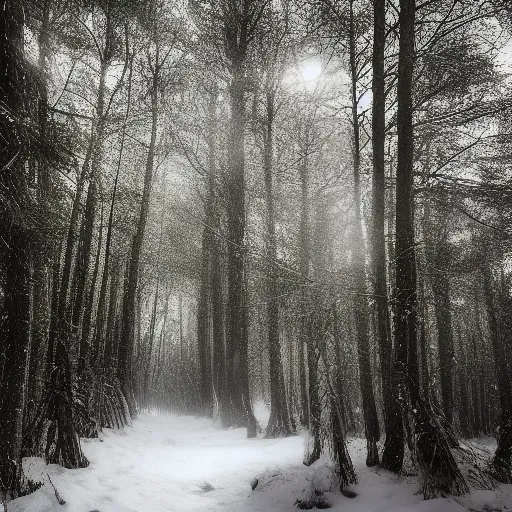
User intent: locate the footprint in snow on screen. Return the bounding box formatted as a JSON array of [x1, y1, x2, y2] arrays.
[[162, 438, 176, 446]]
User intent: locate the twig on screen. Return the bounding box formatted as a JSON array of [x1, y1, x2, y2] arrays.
[[47, 474, 66, 505]]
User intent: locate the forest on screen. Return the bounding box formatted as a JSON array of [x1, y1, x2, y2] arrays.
[[1, 0, 512, 510]]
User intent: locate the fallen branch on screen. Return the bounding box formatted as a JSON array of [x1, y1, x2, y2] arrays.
[[47, 474, 66, 505]]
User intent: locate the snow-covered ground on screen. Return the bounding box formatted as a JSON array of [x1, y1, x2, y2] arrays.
[[9, 406, 512, 512]]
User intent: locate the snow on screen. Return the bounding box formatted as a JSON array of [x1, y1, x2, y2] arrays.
[[9, 408, 512, 512], [241, 437, 512, 512]]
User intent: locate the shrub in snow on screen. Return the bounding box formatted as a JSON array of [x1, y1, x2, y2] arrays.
[[19, 478, 43, 497], [295, 490, 332, 509], [199, 482, 215, 492]]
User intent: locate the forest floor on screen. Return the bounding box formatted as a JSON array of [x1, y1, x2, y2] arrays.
[[9, 405, 512, 512]]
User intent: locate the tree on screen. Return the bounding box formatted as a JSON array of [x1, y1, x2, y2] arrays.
[[221, 0, 267, 437], [482, 253, 512, 483], [346, 0, 380, 467], [0, 0, 34, 497], [371, 0, 403, 473], [255, 3, 295, 439], [393, 0, 467, 498]]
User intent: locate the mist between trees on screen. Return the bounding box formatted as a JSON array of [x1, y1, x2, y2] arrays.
[[1, 0, 512, 505]]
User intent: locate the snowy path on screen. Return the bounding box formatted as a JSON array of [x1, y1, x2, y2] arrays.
[[12, 412, 512, 512], [15, 412, 304, 512]]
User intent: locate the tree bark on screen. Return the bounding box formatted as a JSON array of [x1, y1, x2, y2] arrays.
[[104, 257, 120, 368], [297, 129, 320, 462], [482, 265, 512, 483], [0, 5, 33, 491], [202, 87, 227, 421], [349, 0, 379, 467], [211, 228, 226, 421], [428, 237, 455, 426], [72, 179, 97, 358], [298, 134, 311, 429], [371, 0, 404, 473], [304, 316, 322, 466], [394, 0, 466, 497], [197, 221, 213, 415], [455, 326, 472, 438], [197, 90, 215, 415], [223, 3, 258, 436], [81, 205, 104, 365], [28, 0, 52, 425], [263, 91, 293, 438], [119, 46, 159, 418], [0, 228, 32, 499]]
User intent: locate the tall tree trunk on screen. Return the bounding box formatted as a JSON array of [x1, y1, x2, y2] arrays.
[[81, 206, 104, 365], [349, 0, 379, 467], [428, 238, 455, 426], [118, 49, 159, 418], [0, 4, 32, 494], [394, 0, 466, 497], [332, 310, 357, 490], [197, 222, 212, 415], [55, 140, 93, 355], [203, 88, 226, 421], [104, 257, 120, 368], [42, 204, 91, 467], [197, 89, 215, 416], [211, 223, 227, 422], [395, 0, 423, 465], [0, 231, 32, 500], [196, 88, 219, 417], [263, 91, 293, 438], [152, 289, 170, 393], [72, 179, 97, 357], [28, 265, 49, 424], [371, 0, 404, 473], [470, 334, 482, 436], [419, 284, 431, 401], [143, 277, 160, 410], [224, 19, 257, 436], [288, 326, 296, 420], [298, 131, 320, 463], [474, 285, 492, 435], [298, 137, 311, 429], [179, 295, 184, 362], [482, 265, 512, 482], [304, 316, 321, 466], [28, 0, 52, 425], [455, 326, 471, 438]]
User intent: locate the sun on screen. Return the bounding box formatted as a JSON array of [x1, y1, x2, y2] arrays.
[[301, 61, 322, 81]]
